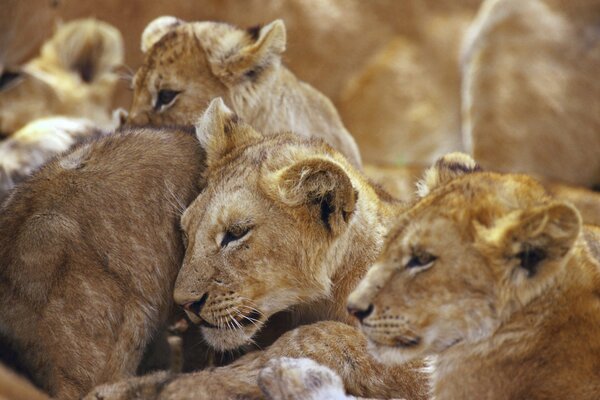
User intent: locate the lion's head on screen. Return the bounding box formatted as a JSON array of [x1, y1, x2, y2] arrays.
[[0, 18, 123, 136], [348, 153, 582, 364], [174, 99, 365, 351], [127, 17, 285, 126]]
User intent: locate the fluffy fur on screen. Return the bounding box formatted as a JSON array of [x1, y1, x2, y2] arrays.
[[0, 126, 205, 399], [0, 18, 123, 136], [349, 153, 600, 399], [462, 0, 600, 186], [127, 17, 362, 168]]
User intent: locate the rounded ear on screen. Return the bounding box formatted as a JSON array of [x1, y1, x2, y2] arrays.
[[206, 19, 287, 84], [417, 152, 481, 197], [42, 19, 124, 84], [265, 158, 357, 236], [194, 98, 261, 168], [141, 16, 184, 53], [478, 202, 582, 278]]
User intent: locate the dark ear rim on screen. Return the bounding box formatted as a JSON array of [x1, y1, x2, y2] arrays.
[[417, 152, 481, 197]]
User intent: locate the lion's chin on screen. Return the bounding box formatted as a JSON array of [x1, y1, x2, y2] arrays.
[[201, 325, 260, 351]]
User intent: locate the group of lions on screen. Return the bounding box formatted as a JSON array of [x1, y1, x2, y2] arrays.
[[1, 1, 600, 400]]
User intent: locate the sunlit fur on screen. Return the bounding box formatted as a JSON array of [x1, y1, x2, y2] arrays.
[[168, 99, 427, 399], [127, 17, 362, 168], [0, 19, 123, 135], [349, 154, 600, 399]]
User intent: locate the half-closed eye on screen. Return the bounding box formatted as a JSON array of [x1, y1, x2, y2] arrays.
[[405, 250, 437, 269], [220, 225, 252, 248], [154, 89, 181, 110]]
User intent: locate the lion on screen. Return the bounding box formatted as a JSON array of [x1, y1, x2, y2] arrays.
[[462, 0, 600, 187], [169, 98, 426, 398], [0, 125, 205, 399], [348, 153, 600, 399], [126, 17, 362, 168], [0, 18, 123, 136], [86, 321, 424, 400]]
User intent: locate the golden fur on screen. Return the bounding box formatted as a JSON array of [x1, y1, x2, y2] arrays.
[[349, 153, 600, 399], [86, 321, 426, 400], [0, 363, 49, 400], [0, 18, 123, 136], [462, 0, 600, 186], [134, 99, 425, 399], [127, 17, 362, 168], [0, 126, 204, 399]]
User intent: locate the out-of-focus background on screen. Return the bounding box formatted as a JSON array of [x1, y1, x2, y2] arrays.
[[2, 0, 600, 186]]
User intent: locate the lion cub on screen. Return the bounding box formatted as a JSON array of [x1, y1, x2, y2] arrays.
[[127, 16, 362, 168], [348, 153, 600, 399], [0, 126, 204, 399]]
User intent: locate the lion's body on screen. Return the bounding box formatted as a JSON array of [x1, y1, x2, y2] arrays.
[[462, 0, 600, 186], [349, 156, 600, 399], [0, 127, 204, 399], [127, 18, 362, 168]]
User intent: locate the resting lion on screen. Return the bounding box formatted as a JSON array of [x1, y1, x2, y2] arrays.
[[87, 98, 426, 399], [0, 18, 123, 136], [0, 126, 204, 399], [126, 16, 362, 168], [348, 153, 600, 399]]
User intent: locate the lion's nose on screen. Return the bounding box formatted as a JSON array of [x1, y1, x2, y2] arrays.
[[347, 303, 374, 322], [183, 293, 208, 316]]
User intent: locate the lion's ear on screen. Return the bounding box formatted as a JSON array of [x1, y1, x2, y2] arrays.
[[194, 98, 261, 168], [141, 16, 183, 53], [478, 202, 581, 278], [208, 19, 286, 84], [416, 152, 481, 197], [267, 158, 357, 236]]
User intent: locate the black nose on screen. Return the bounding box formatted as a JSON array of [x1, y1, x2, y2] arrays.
[[347, 303, 374, 322], [183, 293, 208, 316]]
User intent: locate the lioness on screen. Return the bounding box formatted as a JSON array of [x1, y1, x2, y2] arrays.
[[127, 16, 362, 168], [0, 126, 204, 399], [0, 18, 123, 136], [348, 153, 600, 399], [165, 98, 426, 398]]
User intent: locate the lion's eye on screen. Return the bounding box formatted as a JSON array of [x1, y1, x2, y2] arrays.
[[155, 89, 180, 110], [220, 226, 252, 248], [405, 251, 436, 269]]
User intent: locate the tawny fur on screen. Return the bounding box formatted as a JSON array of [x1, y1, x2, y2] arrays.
[[462, 0, 600, 186], [89, 99, 426, 399], [86, 322, 423, 400], [0, 362, 49, 400], [349, 154, 600, 399], [126, 17, 362, 168], [0, 18, 123, 136], [0, 126, 205, 399]]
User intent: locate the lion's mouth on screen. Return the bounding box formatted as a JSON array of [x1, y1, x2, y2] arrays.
[[394, 335, 421, 348], [194, 310, 263, 331]]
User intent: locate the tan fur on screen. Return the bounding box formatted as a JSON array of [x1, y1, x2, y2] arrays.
[[160, 99, 425, 398], [0, 117, 103, 203], [462, 0, 600, 186], [349, 154, 600, 399], [85, 322, 425, 400], [127, 18, 362, 168], [0, 19, 123, 136], [0, 127, 205, 399]]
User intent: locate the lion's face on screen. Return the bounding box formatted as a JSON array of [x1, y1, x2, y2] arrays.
[[348, 171, 581, 364], [174, 99, 358, 351], [128, 18, 285, 127]]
